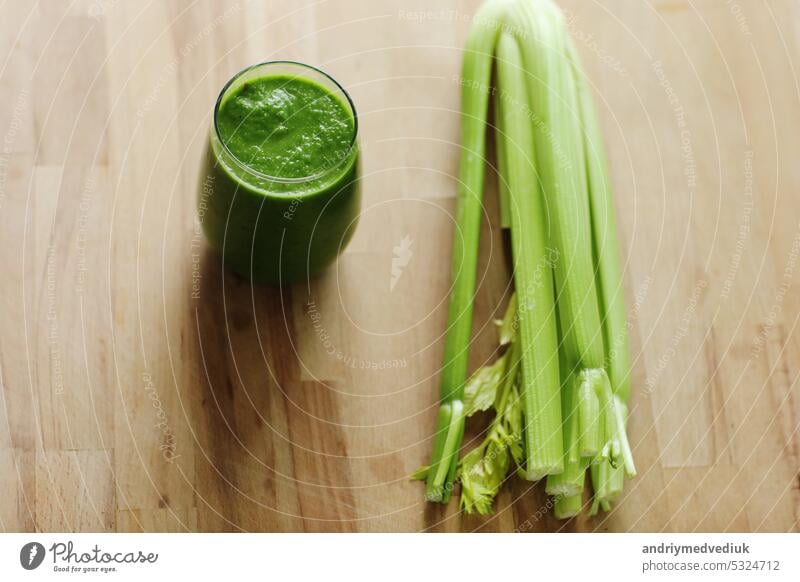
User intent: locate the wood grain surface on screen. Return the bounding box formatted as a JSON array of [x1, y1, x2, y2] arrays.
[[1, 0, 799, 532]]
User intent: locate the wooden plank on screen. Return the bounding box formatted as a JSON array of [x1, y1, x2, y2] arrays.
[[35, 450, 115, 532]]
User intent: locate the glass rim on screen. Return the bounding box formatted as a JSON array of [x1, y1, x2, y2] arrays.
[[212, 60, 359, 185]]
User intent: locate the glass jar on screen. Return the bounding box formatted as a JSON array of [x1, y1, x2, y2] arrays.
[[198, 61, 361, 284]]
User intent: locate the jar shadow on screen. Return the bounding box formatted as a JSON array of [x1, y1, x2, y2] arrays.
[[188, 247, 362, 530], [188, 247, 302, 530]]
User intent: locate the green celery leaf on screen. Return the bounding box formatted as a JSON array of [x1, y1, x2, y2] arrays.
[[459, 372, 524, 515], [463, 353, 508, 417], [505, 383, 525, 466], [410, 465, 429, 481], [460, 439, 509, 515]]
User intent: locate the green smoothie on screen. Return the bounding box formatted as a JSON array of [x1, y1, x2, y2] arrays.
[[199, 62, 360, 283]]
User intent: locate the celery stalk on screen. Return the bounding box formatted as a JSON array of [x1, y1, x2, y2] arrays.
[[494, 89, 512, 229], [589, 402, 628, 515], [567, 39, 632, 403], [567, 38, 636, 480], [577, 369, 602, 456], [545, 373, 586, 496], [496, 31, 562, 479], [554, 493, 583, 519], [546, 456, 587, 497], [425, 0, 510, 502], [513, 0, 607, 375]]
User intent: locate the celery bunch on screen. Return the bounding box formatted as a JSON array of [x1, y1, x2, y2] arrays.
[[417, 0, 635, 518]]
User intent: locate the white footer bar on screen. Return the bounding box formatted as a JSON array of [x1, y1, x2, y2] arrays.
[[1, 533, 797, 581]]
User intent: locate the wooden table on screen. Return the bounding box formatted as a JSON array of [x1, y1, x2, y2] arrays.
[[1, 0, 798, 532]]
